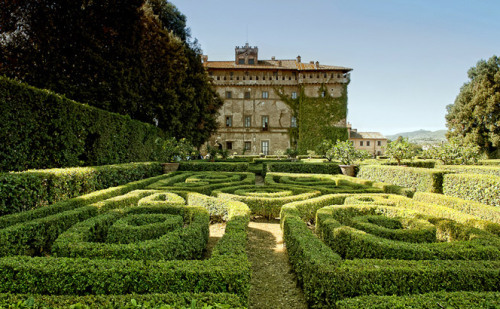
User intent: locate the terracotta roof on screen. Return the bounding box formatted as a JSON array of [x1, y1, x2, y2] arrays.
[[204, 59, 352, 72], [350, 132, 386, 139]]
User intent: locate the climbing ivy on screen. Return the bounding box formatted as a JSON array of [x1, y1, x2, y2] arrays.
[[275, 83, 349, 154]]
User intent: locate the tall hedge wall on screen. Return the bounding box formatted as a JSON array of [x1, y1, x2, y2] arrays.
[[443, 173, 500, 207], [440, 165, 500, 177], [0, 162, 163, 216], [357, 165, 447, 193], [0, 76, 165, 172]]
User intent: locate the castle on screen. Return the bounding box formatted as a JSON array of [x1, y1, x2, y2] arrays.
[[202, 43, 352, 155]]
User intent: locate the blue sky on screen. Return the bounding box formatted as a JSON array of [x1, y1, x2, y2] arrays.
[[171, 0, 500, 135]]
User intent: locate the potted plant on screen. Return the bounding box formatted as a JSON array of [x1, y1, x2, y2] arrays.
[[285, 148, 299, 161], [327, 140, 370, 176], [157, 137, 181, 173]]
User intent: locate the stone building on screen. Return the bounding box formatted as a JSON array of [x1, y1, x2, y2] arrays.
[[348, 128, 387, 157], [202, 43, 352, 155]]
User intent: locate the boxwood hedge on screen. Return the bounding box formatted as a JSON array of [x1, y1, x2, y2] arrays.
[[0, 76, 165, 172], [357, 165, 448, 193], [443, 173, 500, 207], [0, 162, 163, 216]]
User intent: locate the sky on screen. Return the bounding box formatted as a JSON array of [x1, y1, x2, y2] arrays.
[[171, 0, 500, 136]]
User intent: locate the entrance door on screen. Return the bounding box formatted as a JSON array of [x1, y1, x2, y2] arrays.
[[261, 141, 269, 155]]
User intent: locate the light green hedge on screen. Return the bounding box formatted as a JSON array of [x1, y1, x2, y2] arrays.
[[440, 165, 500, 177], [336, 291, 500, 309], [214, 185, 321, 218], [280, 195, 500, 308], [414, 192, 500, 223], [357, 165, 447, 193], [179, 162, 249, 172], [316, 204, 500, 260], [263, 162, 341, 176], [443, 173, 500, 207], [0, 162, 163, 216], [0, 292, 246, 309]]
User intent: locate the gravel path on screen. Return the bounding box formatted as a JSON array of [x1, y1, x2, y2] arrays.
[[247, 219, 308, 309]]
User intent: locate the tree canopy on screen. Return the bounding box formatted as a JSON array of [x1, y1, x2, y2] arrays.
[[445, 55, 500, 158], [0, 0, 222, 147]]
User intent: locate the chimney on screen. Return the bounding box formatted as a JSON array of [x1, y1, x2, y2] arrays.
[[278, 60, 282, 66], [296, 55, 301, 63], [271, 56, 275, 60], [315, 61, 319, 68], [309, 61, 314, 64]]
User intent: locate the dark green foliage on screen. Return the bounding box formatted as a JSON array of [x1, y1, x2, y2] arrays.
[[264, 162, 341, 176], [0, 162, 163, 216], [358, 165, 447, 193], [0, 0, 222, 147], [0, 77, 166, 172], [443, 173, 500, 207], [0, 292, 246, 309], [0, 188, 251, 303], [52, 205, 209, 261], [446, 55, 500, 158], [335, 291, 500, 309], [179, 162, 249, 172]]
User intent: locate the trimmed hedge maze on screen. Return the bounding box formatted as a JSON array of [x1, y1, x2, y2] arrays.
[[0, 174, 251, 308], [281, 193, 500, 308]]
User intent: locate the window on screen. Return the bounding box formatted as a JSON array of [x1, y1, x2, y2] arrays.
[[248, 58, 255, 64], [225, 91, 232, 99], [291, 116, 297, 128], [261, 141, 269, 155], [262, 116, 269, 131], [244, 141, 251, 151], [244, 92, 251, 99], [226, 141, 233, 150], [377, 141, 382, 146], [360, 141, 364, 146], [262, 91, 269, 99], [291, 92, 297, 99], [244, 116, 251, 128], [238, 59, 245, 64], [366, 141, 371, 146], [225, 116, 232, 127]]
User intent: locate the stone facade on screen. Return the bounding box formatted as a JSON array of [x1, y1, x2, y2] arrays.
[[203, 43, 352, 155], [348, 128, 387, 157]]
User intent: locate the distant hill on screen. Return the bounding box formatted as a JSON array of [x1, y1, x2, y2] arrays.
[[385, 130, 447, 144]]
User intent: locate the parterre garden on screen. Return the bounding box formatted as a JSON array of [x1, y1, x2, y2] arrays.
[[0, 160, 499, 308]]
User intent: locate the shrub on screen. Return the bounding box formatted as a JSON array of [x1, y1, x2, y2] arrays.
[[325, 140, 371, 164], [381, 160, 436, 168], [0, 162, 163, 216], [439, 165, 500, 177], [336, 291, 500, 309], [0, 76, 165, 172], [0, 292, 246, 309], [443, 173, 500, 207], [316, 204, 500, 260], [263, 162, 341, 176], [0, 189, 251, 303], [357, 165, 447, 193], [414, 192, 500, 223], [213, 185, 321, 218], [280, 195, 500, 308], [178, 162, 249, 172]]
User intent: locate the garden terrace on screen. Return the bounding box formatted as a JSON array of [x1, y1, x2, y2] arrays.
[[0, 174, 251, 307]]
